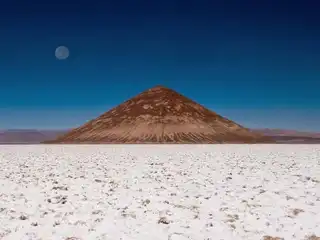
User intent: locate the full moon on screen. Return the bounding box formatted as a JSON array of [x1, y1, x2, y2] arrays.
[[55, 46, 69, 60]]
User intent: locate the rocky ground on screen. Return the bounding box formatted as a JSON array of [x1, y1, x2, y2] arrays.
[[0, 145, 319, 240]]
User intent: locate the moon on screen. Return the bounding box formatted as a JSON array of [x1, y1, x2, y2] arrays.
[[55, 46, 69, 60]]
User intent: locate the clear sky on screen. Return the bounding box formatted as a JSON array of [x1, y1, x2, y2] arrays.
[[0, 0, 319, 131]]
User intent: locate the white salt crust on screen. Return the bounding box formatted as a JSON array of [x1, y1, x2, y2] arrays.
[[0, 145, 319, 240]]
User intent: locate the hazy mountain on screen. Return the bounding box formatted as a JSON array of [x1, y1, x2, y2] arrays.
[[0, 129, 67, 144]]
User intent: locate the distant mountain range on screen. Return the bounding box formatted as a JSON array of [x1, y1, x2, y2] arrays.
[[0, 128, 319, 144], [0, 129, 67, 144], [251, 129, 320, 143]]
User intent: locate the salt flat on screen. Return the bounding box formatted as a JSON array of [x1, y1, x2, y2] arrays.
[[0, 145, 319, 240]]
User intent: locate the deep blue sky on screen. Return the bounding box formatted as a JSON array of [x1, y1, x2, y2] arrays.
[[0, 0, 319, 131]]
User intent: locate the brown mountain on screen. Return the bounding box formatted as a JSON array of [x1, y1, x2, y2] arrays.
[[46, 86, 273, 144]]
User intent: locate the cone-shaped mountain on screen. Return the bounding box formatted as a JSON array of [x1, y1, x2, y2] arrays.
[[47, 86, 272, 143]]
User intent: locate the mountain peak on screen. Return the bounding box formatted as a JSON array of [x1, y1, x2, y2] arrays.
[[149, 85, 169, 90]]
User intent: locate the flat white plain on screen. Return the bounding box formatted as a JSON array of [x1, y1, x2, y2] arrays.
[[0, 145, 319, 240]]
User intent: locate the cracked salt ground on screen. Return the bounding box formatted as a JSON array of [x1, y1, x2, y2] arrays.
[[0, 145, 319, 240]]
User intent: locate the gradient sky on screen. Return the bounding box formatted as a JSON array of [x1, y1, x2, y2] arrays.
[[0, 0, 319, 131]]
